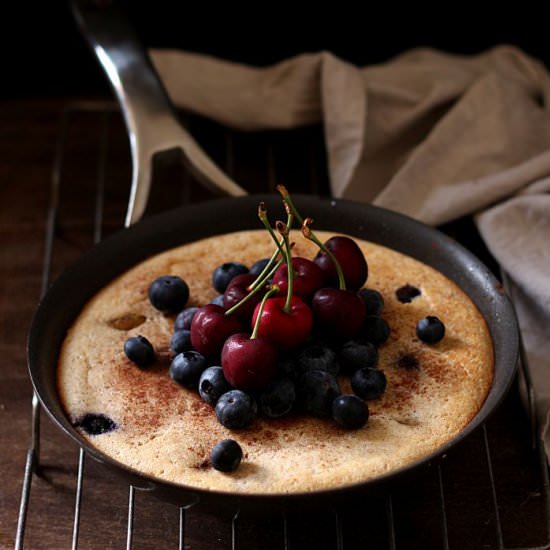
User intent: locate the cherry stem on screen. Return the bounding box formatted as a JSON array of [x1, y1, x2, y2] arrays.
[[277, 185, 304, 225], [254, 201, 294, 291], [302, 217, 346, 290], [224, 258, 284, 316], [258, 202, 296, 313], [258, 204, 286, 258], [223, 205, 296, 316], [251, 285, 280, 340], [277, 186, 347, 291], [276, 218, 295, 313], [248, 245, 280, 291]]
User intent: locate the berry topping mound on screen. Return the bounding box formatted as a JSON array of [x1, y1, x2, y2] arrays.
[[57, 201, 493, 495]]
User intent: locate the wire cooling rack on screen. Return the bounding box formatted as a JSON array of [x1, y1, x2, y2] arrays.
[[15, 101, 550, 549]]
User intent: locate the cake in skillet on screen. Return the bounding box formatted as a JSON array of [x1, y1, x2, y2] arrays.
[[57, 228, 493, 494]]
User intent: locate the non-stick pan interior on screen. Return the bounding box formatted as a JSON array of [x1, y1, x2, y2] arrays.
[[27, 194, 518, 512]]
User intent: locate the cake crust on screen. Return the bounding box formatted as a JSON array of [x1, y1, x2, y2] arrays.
[[57, 230, 494, 494]]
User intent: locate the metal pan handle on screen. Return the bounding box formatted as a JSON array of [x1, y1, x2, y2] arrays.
[[71, 0, 246, 227]]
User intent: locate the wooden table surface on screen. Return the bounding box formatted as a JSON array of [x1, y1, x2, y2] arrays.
[[1, 99, 548, 550]]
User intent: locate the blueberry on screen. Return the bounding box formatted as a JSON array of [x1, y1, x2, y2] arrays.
[[297, 370, 341, 417], [258, 377, 296, 418], [174, 307, 198, 331], [249, 258, 271, 278], [148, 275, 189, 313], [358, 288, 384, 316], [297, 344, 339, 376], [351, 368, 387, 400], [338, 341, 378, 373], [276, 355, 298, 379], [169, 350, 208, 388], [212, 262, 248, 294], [199, 366, 232, 406], [170, 329, 192, 354], [211, 439, 243, 472], [210, 294, 225, 307], [215, 390, 257, 429], [395, 284, 421, 303], [416, 316, 445, 343], [332, 395, 369, 429], [124, 335, 155, 367], [358, 316, 390, 347], [74, 413, 117, 436]]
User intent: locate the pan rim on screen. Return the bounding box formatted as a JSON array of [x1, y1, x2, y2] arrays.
[[27, 194, 519, 506]]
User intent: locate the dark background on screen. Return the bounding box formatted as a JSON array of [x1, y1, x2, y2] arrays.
[[2, 3, 549, 99]]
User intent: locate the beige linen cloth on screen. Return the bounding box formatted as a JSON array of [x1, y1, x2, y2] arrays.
[[149, 46, 550, 456]]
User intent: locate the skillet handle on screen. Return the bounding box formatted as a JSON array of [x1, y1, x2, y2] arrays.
[[71, 0, 247, 227]]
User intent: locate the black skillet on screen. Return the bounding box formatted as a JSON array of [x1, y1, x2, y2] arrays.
[[28, 193, 519, 514]]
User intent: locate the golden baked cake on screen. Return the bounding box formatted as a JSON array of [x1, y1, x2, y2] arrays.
[[57, 229, 493, 494]]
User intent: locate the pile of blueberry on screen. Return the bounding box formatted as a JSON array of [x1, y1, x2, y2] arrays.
[[123, 188, 445, 472]]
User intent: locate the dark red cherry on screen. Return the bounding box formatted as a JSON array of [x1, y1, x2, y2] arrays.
[[221, 333, 277, 391], [272, 257, 324, 302], [251, 296, 313, 352], [311, 288, 366, 342], [314, 236, 368, 290], [223, 273, 265, 322], [190, 304, 242, 358]]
